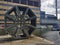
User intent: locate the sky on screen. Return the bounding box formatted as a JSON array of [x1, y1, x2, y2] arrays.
[[41, 0, 60, 19]]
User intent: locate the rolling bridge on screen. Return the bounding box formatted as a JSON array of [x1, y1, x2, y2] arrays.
[[0, 0, 40, 30], [0, 1, 40, 24], [2, 5, 36, 38]]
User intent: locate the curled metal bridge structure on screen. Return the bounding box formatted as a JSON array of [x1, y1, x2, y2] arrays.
[[5, 6, 36, 39]]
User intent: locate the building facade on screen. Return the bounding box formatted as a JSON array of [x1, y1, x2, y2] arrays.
[[40, 13, 58, 25], [40, 11, 45, 19], [0, 0, 41, 24]]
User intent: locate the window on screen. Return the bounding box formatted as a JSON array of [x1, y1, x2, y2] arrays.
[[40, 15, 45, 19], [21, 0, 27, 4], [34, 1, 39, 7], [4, 0, 11, 2], [28, 0, 38, 2], [19, 0, 21, 4], [13, 0, 19, 3], [28, 1, 33, 6]]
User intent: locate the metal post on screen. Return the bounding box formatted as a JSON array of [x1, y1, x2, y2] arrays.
[[39, 0, 41, 22], [55, 0, 58, 19]]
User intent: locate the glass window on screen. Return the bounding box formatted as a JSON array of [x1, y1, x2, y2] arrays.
[[4, 0, 11, 2], [19, 0, 21, 4], [21, 0, 27, 4], [34, 1, 39, 7], [28, 1, 33, 6], [13, 0, 19, 3]]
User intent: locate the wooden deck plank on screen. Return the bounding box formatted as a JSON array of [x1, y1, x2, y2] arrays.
[[0, 35, 54, 45]]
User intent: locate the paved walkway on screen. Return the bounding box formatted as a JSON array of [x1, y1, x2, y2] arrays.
[[43, 31, 60, 45]]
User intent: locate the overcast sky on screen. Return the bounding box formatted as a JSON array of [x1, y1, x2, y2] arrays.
[[41, 0, 60, 19]]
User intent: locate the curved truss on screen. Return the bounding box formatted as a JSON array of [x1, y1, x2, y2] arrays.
[[5, 6, 36, 38]]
